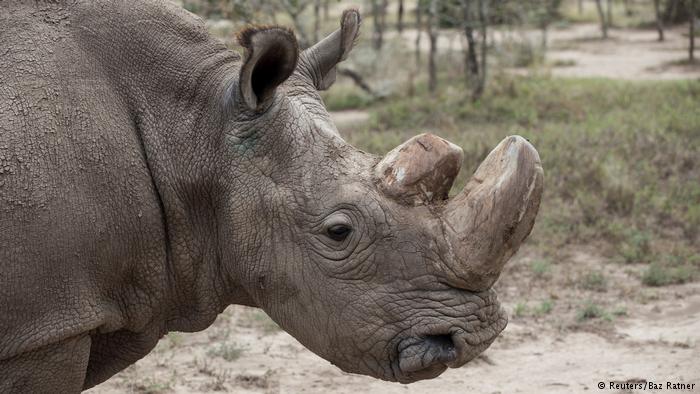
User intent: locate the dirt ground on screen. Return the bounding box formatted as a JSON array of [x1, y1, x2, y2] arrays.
[[536, 23, 700, 80], [88, 19, 699, 394]]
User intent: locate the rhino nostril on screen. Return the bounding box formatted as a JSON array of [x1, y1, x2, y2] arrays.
[[423, 334, 457, 363], [397, 333, 458, 377]]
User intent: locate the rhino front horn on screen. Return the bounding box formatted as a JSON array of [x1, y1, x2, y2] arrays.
[[440, 136, 544, 292], [374, 133, 464, 205]]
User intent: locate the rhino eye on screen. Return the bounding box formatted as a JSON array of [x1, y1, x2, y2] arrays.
[[326, 224, 352, 242]]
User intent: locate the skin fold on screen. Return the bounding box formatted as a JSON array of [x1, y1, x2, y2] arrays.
[[0, 1, 542, 392]]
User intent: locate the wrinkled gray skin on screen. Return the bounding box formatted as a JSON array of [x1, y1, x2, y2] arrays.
[[0, 1, 543, 392]]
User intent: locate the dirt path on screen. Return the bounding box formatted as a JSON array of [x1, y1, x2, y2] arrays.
[[87, 247, 700, 394], [544, 24, 700, 80]]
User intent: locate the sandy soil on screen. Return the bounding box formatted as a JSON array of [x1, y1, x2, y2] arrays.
[[543, 24, 700, 80], [87, 244, 700, 394]]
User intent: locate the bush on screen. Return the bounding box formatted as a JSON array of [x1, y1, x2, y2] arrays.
[[576, 301, 611, 322], [618, 230, 653, 264], [641, 263, 696, 287], [207, 342, 245, 362]]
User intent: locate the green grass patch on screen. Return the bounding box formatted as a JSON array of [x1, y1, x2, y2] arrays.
[[535, 299, 554, 315], [321, 83, 375, 111]]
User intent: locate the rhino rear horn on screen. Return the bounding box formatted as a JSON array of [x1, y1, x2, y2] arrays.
[[299, 9, 361, 90], [374, 134, 464, 205], [237, 26, 299, 110]]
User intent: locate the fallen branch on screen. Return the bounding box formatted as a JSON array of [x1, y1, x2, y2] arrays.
[[337, 67, 379, 98]]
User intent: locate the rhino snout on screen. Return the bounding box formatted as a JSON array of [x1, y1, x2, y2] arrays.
[[394, 299, 508, 383]]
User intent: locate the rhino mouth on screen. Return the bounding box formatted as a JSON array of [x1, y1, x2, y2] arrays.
[[393, 295, 508, 383]]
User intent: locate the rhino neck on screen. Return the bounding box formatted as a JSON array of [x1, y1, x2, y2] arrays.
[[71, 1, 254, 330]]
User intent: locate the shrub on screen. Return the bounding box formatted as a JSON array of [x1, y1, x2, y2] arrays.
[[641, 263, 696, 287], [580, 271, 607, 292], [514, 302, 528, 317], [618, 229, 652, 264], [576, 301, 610, 322], [207, 342, 245, 362], [535, 299, 554, 315]]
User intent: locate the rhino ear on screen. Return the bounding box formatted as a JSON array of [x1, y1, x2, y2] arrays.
[[237, 26, 299, 110], [299, 9, 361, 91]]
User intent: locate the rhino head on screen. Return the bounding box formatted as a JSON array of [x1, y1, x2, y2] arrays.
[[221, 10, 543, 383]]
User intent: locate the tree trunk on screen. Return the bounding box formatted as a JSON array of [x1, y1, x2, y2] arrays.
[[323, 0, 330, 20], [219, 0, 228, 20], [427, 1, 440, 93], [416, 1, 423, 69], [541, 0, 560, 52], [607, 0, 613, 27], [541, 24, 549, 51], [623, 0, 632, 16], [578, 0, 583, 14], [653, 0, 665, 41], [473, 0, 488, 101], [428, 0, 439, 94], [690, 0, 697, 63], [462, 0, 479, 86], [371, 0, 388, 50], [398, 0, 405, 33], [663, 0, 693, 24], [381, 0, 389, 41], [595, 0, 608, 38]]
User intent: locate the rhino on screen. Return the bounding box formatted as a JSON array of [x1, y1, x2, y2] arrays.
[[0, 1, 543, 392]]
